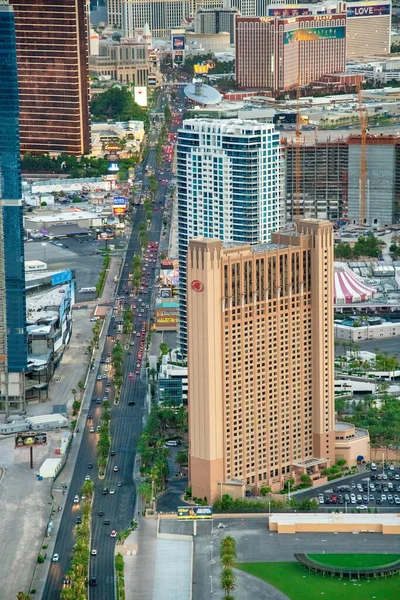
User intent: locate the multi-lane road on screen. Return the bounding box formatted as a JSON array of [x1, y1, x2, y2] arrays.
[[43, 91, 184, 599]]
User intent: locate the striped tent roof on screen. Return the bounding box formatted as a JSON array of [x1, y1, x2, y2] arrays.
[[334, 263, 376, 304]]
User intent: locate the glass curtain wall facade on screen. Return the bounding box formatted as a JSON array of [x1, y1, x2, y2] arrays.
[[0, 2, 27, 375], [177, 119, 283, 354], [10, 0, 90, 155]]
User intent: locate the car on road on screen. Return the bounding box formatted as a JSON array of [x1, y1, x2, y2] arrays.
[[74, 495, 79, 503], [88, 463, 93, 469], [113, 466, 119, 472], [111, 450, 116, 456], [128, 400, 135, 406], [85, 475, 91, 481], [111, 530, 117, 537], [91, 549, 97, 556], [89, 427, 95, 433], [96, 375, 102, 380], [96, 398, 101, 404], [104, 519, 110, 525], [52, 553, 59, 562], [102, 488, 108, 495], [110, 489, 115, 494], [76, 517, 82, 524], [118, 482, 122, 487], [129, 372, 134, 378]]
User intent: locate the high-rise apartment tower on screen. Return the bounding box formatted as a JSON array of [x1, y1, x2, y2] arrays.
[[187, 220, 335, 502], [0, 0, 27, 414], [10, 0, 91, 155], [120, 0, 195, 38], [177, 118, 283, 355]]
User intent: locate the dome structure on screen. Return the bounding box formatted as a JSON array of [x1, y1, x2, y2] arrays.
[[334, 263, 376, 304]]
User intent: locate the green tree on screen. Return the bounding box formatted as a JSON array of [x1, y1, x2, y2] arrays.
[[175, 449, 188, 472], [71, 388, 77, 400], [91, 86, 149, 125], [160, 342, 169, 356], [77, 380, 85, 398], [164, 104, 172, 124], [220, 568, 236, 596], [138, 481, 152, 504], [17, 593, 32, 600]]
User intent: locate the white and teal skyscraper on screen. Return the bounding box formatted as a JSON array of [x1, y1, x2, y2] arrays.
[[177, 118, 284, 354]]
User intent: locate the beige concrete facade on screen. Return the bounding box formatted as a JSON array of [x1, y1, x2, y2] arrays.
[[334, 421, 370, 466], [269, 512, 400, 535], [187, 220, 336, 503]]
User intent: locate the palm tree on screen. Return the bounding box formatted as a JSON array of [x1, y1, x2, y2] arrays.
[[71, 388, 77, 401], [220, 568, 236, 596], [221, 552, 235, 569], [77, 380, 85, 399], [138, 481, 152, 505], [175, 449, 188, 473]]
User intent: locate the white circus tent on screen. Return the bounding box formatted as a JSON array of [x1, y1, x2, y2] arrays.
[[334, 263, 376, 305]]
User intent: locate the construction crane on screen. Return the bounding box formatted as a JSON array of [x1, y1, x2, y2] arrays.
[[357, 76, 368, 225], [294, 74, 302, 220]]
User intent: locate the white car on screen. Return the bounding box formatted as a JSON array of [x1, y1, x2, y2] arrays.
[[74, 495, 79, 504], [110, 489, 115, 495], [91, 549, 97, 556], [89, 427, 95, 433], [52, 553, 59, 562], [111, 530, 117, 538], [358, 504, 368, 510], [85, 475, 91, 481]]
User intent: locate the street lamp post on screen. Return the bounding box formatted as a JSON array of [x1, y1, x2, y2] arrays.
[[210, 575, 213, 594]]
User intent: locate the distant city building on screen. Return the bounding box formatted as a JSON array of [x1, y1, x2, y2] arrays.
[[0, 1, 27, 415], [187, 220, 336, 501], [235, 12, 346, 94], [89, 30, 157, 85], [194, 6, 239, 43], [120, 0, 195, 38], [267, 1, 391, 60], [284, 139, 348, 221], [177, 118, 284, 354], [10, 0, 90, 155], [185, 31, 231, 54], [107, 0, 122, 26], [347, 135, 400, 227]]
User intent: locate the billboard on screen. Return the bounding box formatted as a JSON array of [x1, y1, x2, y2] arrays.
[[160, 287, 172, 298], [284, 26, 345, 44], [268, 6, 313, 16], [347, 3, 390, 17], [113, 197, 127, 206], [172, 35, 185, 50], [194, 63, 209, 74], [98, 232, 115, 240], [108, 162, 120, 173], [177, 506, 213, 519], [15, 432, 47, 448], [134, 86, 148, 108]]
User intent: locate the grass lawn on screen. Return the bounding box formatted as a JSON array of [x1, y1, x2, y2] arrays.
[[236, 561, 400, 600], [308, 554, 400, 569]]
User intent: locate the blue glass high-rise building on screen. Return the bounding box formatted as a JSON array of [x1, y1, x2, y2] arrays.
[[0, 1, 27, 405], [177, 119, 283, 355]]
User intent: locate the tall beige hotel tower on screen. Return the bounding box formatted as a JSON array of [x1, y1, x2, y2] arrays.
[[187, 220, 335, 502]]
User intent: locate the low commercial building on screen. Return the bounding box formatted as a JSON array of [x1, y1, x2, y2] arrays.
[[24, 210, 103, 232], [26, 278, 75, 401], [39, 458, 63, 479], [28, 177, 112, 195], [269, 512, 400, 534], [158, 358, 188, 405], [334, 319, 400, 341], [91, 120, 145, 157], [334, 422, 370, 466]]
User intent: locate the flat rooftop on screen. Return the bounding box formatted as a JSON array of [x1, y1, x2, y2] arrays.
[[25, 210, 101, 223], [270, 513, 400, 526]]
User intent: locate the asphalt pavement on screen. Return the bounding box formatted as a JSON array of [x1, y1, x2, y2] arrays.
[[42, 93, 183, 599]]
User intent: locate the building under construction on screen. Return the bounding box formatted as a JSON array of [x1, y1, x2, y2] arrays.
[[284, 139, 348, 221], [348, 135, 400, 227], [284, 135, 400, 226]]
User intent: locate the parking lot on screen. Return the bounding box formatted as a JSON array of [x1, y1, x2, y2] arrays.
[[295, 466, 400, 511], [24, 239, 105, 303]]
